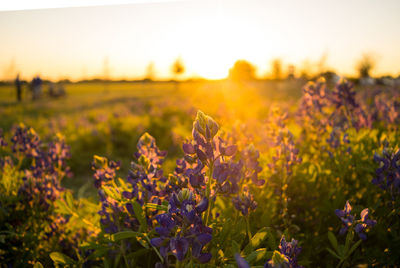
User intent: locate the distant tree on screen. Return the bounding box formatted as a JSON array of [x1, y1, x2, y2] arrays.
[[317, 52, 329, 74], [271, 58, 283, 80], [145, 62, 155, 81], [287, 64, 295, 80], [171, 58, 185, 80], [356, 54, 375, 78], [228, 60, 256, 82], [299, 59, 312, 79]]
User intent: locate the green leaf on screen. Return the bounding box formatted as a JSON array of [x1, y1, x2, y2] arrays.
[[50, 252, 75, 265], [79, 241, 107, 250], [232, 240, 241, 257], [103, 258, 110, 268], [245, 248, 272, 264], [267, 230, 276, 250], [126, 248, 151, 259], [336, 244, 345, 257], [132, 201, 148, 231], [243, 227, 268, 255], [137, 234, 150, 249], [346, 239, 362, 258], [328, 231, 339, 252], [55, 199, 70, 215], [326, 248, 341, 260], [65, 191, 74, 210], [93, 155, 108, 168], [33, 262, 44, 268], [271, 250, 289, 265], [112, 231, 141, 242], [144, 203, 168, 211], [103, 186, 119, 200], [344, 230, 354, 255], [90, 248, 110, 259]]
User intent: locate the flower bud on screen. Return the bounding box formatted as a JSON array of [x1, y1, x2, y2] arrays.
[[177, 188, 191, 202], [182, 143, 195, 154], [193, 110, 219, 140]]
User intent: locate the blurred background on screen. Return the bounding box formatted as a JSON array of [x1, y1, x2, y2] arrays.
[[0, 0, 399, 193]]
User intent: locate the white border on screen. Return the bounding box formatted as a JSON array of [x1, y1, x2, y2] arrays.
[[0, 0, 183, 11]]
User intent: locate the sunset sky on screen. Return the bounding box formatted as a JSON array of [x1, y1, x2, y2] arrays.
[[1, 0, 400, 81]]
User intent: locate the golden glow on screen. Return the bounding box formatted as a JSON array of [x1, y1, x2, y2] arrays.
[[0, 0, 400, 81]]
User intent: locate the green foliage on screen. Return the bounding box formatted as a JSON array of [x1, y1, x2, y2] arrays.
[[0, 81, 399, 267]]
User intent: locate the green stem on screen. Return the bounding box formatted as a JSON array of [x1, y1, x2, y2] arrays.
[[245, 215, 252, 241], [144, 233, 164, 263], [204, 161, 214, 226], [120, 242, 130, 268], [176, 260, 183, 268]]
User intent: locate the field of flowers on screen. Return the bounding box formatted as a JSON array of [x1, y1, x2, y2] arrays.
[[0, 78, 399, 267]]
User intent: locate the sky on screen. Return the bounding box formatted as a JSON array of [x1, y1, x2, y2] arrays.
[[0, 0, 400, 81]]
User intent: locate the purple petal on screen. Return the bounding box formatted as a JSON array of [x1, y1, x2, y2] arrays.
[[197, 253, 212, 263], [151, 237, 164, 247], [170, 237, 189, 261], [196, 233, 212, 245], [183, 143, 195, 154], [355, 223, 364, 234], [358, 231, 367, 241], [339, 227, 348, 235], [335, 209, 345, 218], [224, 145, 237, 156], [196, 197, 209, 214], [122, 191, 134, 199], [235, 253, 250, 268], [196, 148, 208, 163], [344, 200, 352, 214], [365, 219, 377, 227], [360, 208, 369, 222]]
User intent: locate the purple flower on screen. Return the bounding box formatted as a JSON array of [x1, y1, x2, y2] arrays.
[[182, 142, 196, 155], [0, 128, 7, 147], [331, 79, 358, 110], [335, 201, 376, 240], [372, 148, 400, 195], [232, 188, 257, 216], [170, 237, 189, 261], [213, 158, 242, 194], [265, 236, 302, 268], [335, 200, 354, 235], [92, 157, 120, 189], [241, 145, 265, 186], [278, 236, 303, 268], [152, 189, 212, 264], [355, 208, 377, 240], [235, 253, 250, 268], [10, 124, 41, 157], [265, 113, 301, 177]]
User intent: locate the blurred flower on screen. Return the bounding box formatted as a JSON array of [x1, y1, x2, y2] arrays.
[[265, 236, 302, 268], [10, 124, 41, 157], [92, 156, 120, 189], [335, 200, 354, 235], [335, 201, 376, 240], [0, 128, 7, 147], [372, 148, 400, 195], [331, 79, 358, 110], [151, 189, 212, 264], [235, 253, 250, 268], [355, 208, 377, 240], [232, 187, 257, 216]]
